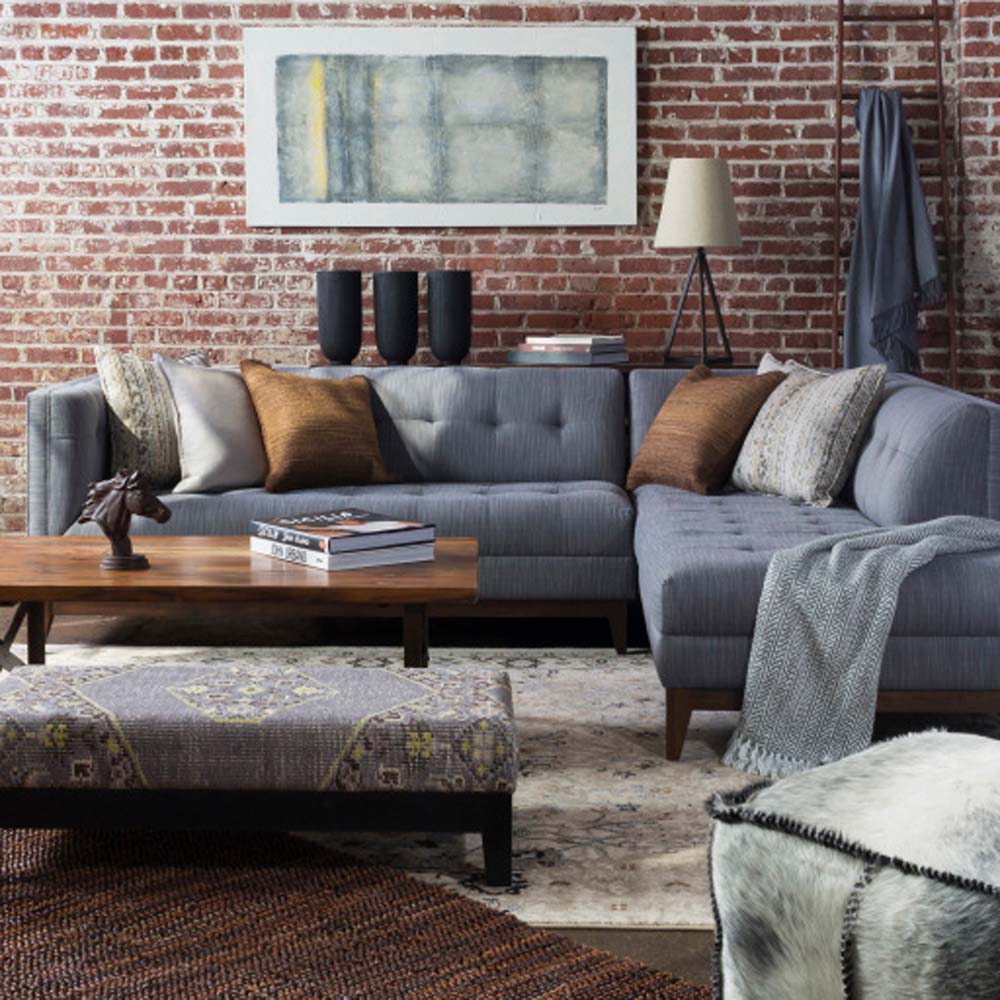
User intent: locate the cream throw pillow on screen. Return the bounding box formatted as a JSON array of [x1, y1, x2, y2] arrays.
[[757, 351, 806, 375], [157, 358, 268, 493], [731, 358, 886, 506]]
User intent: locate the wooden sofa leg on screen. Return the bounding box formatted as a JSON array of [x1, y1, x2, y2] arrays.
[[607, 603, 628, 655], [665, 689, 693, 761]]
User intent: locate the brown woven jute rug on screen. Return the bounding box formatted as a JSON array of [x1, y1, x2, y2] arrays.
[[0, 829, 711, 1000]]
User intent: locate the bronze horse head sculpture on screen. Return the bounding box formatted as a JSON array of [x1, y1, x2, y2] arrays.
[[78, 469, 172, 570]]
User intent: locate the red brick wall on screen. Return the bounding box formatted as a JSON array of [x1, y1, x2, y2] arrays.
[[0, 2, 997, 532]]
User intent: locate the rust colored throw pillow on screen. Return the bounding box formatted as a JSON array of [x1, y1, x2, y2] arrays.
[[626, 365, 785, 494], [240, 360, 394, 493]]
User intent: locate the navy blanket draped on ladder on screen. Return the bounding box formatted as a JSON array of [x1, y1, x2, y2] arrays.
[[844, 88, 944, 373]]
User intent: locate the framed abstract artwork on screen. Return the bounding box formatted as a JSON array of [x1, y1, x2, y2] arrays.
[[243, 27, 637, 227]]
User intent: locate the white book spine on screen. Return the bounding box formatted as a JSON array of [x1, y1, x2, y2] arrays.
[[250, 536, 435, 571], [250, 536, 328, 569], [523, 335, 624, 345]]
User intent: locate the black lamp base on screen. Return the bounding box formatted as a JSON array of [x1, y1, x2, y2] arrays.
[[663, 247, 733, 367]]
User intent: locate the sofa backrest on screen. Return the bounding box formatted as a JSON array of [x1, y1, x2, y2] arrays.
[[850, 374, 1000, 525], [282, 365, 627, 485], [628, 369, 1000, 525]]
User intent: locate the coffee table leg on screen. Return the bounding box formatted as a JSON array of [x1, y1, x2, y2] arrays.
[[402, 605, 428, 668], [26, 602, 50, 664]]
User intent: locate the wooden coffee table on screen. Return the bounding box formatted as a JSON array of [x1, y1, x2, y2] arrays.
[[0, 536, 478, 668]]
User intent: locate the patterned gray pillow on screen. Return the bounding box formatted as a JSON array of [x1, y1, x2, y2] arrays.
[[95, 349, 208, 488], [731, 362, 886, 506]]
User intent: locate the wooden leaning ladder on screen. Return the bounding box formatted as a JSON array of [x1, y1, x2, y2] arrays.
[[831, 0, 958, 386]]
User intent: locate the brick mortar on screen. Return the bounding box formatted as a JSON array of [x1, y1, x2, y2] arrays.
[[0, 1, 996, 532]]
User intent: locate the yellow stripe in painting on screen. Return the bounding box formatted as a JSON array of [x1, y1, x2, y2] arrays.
[[305, 56, 328, 200]]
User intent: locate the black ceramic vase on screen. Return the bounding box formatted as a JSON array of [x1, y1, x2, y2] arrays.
[[427, 269, 472, 365], [373, 271, 419, 366], [316, 270, 362, 365]]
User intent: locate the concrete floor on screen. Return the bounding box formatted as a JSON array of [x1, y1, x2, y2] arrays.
[[4, 606, 716, 985], [558, 928, 712, 985]]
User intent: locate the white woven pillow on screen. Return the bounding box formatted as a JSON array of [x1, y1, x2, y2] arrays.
[[731, 357, 886, 506]]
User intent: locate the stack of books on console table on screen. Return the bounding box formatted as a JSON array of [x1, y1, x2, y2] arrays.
[[250, 509, 435, 571], [507, 335, 629, 366]]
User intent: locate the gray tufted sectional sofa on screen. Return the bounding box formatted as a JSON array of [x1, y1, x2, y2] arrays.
[[26, 365, 1000, 758]]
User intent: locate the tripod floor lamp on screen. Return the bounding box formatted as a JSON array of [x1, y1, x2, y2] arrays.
[[656, 158, 742, 366]]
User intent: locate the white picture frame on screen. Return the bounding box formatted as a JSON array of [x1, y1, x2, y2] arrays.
[[244, 26, 637, 228]]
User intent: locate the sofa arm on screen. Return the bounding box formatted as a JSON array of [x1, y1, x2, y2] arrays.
[[851, 374, 1000, 526], [27, 375, 108, 536]]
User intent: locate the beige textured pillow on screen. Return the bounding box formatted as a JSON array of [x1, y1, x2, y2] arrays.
[[95, 348, 207, 488], [731, 363, 886, 506]]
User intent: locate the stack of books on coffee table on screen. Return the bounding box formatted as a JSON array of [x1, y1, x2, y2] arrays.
[[507, 334, 628, 366], [250, 509, 435, 571]]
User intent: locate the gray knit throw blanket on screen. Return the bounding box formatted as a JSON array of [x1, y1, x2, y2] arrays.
[[723, 515, 1000, 778]]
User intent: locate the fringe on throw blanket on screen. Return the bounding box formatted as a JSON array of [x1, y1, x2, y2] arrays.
[[723, 516, 1000, 779], [870, 274, 945, 373]]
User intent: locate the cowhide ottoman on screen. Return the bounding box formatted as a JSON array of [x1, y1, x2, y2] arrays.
[[0, 661, 517, 885], [708, 732, 1000, 1000]]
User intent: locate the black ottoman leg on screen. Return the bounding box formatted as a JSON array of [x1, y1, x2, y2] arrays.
[[402, 605, 429, 668], [482, 795, 512, 887]]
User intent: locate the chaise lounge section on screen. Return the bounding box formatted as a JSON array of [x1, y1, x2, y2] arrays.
[[630, 369, 1000, 758]]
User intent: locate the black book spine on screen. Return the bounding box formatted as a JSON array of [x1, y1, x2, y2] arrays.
[[251, 521, 329, 552]]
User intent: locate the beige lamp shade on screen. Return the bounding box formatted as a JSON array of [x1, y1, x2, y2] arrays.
[[654, 158, 742, 250]]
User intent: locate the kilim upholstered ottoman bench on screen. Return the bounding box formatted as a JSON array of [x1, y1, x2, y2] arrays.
[[0, 661, 518, 885]]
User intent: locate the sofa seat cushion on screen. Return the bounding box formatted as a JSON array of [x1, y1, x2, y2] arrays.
[[69, 481, 634, 559], [68, 481, 637, 602], [634, 485, 1000, 638]]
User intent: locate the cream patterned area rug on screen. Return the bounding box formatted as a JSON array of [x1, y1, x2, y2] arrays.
[[13, 644, 745, 930]]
